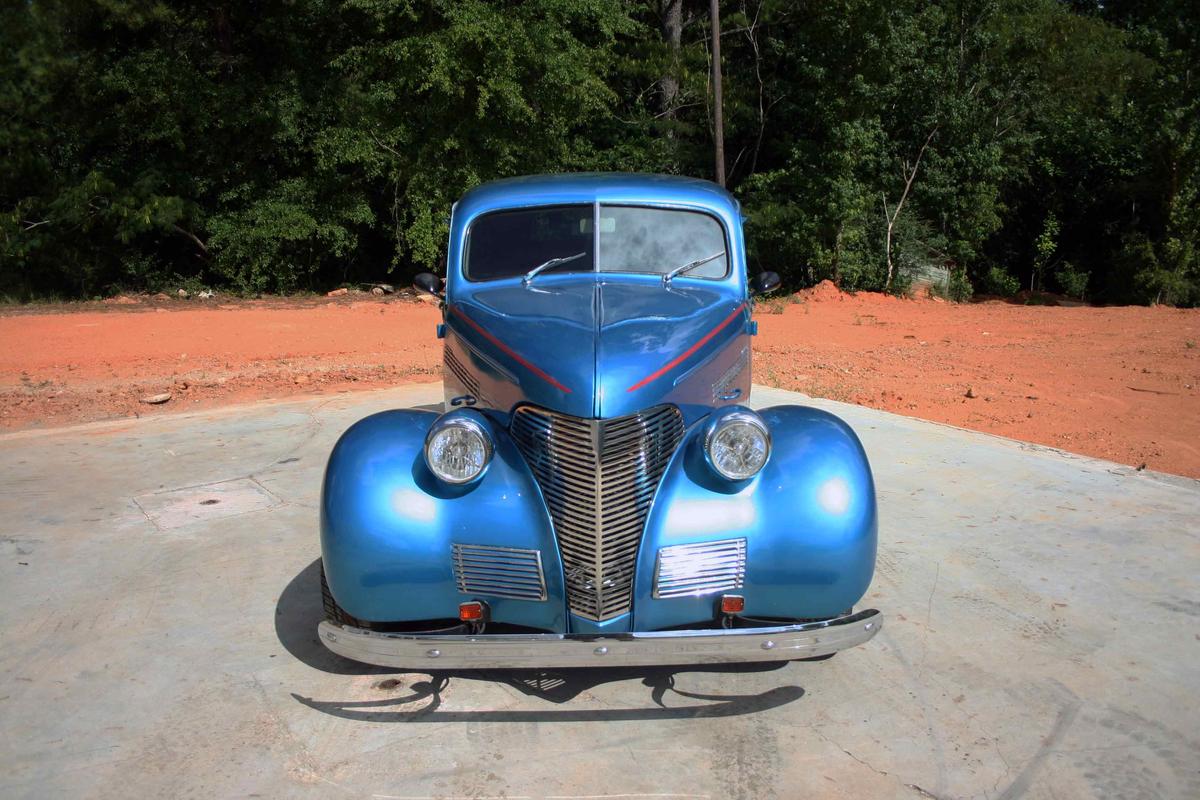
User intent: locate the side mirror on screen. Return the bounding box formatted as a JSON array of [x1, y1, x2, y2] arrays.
[[750, 271, 781, 296], [413, 272, 443, 299]]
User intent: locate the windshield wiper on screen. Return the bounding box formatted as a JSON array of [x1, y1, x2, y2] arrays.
[[521, 252, 588, 286], [662, 251, 725, 286]]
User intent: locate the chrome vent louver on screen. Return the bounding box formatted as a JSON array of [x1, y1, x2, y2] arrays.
[[452, 543, 547, 601], [510, 404, 685, 621], [653, 537, 747, 598], [444, 345, 481, 399]]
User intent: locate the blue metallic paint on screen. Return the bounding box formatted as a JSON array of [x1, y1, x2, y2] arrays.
[[320, 407, 566, 630], [597, 277, 750, 420], [446, 274, 752, 423], [448, 278, 594, 416], [632, 405, 878, 631], [448, 174, 745, 294], [320, 174, 877, 637], [445, 173, 751, 422]]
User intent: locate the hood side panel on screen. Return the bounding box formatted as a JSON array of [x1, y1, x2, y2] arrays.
[[449, 278, 597, 419], [449, 274, 751, 424], [596, 280, 751, 422]]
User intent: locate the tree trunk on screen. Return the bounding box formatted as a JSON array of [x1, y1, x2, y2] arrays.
[[657, 0, 682, 121], [710, 0, 725, 187], [212, 7, 234, 76], [833, 221, 844, 285], [884, 195, 895, 290], [745, 1, 767, 179], [173, 224, 210, 259], [883, 126, 938, 291]]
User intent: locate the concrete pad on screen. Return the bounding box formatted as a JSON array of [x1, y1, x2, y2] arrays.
[[134, 477, 282, 531], [1, 382, 1197, 799]]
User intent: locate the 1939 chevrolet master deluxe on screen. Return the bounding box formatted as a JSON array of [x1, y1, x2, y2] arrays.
[[318, 173, 881, 668]]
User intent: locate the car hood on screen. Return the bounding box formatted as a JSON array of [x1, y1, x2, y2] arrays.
[[449, 276, 747, 419]]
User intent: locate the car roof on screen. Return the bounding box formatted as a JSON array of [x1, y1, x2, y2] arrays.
[[455, 172, 740, 220]]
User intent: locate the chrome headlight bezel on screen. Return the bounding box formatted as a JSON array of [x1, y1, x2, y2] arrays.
[[703, 408, 771, 481], [424, 414, 494, 485]]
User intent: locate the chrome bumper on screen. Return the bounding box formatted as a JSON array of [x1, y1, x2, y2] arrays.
[[318, 609, 882, 669]]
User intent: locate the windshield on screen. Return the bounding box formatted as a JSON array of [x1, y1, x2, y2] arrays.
[[465, 204, 728, 282]]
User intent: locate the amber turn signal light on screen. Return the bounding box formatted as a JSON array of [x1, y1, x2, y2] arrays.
[[458, 601, 486, 622], [719, 594, 745, 615]]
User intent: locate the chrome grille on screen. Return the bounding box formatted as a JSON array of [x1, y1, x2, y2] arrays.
[[452, 543, 547, 601], [653, 538, 747, 598], [510, 404, 685, 620]]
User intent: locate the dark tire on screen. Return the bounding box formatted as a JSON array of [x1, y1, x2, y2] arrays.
[[320, 562, 363, 627], [319, 565, 472, 634]]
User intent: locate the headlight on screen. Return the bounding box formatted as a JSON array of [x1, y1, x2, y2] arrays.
[[704, 409, 771, 480], [424, 415, 493, 484]]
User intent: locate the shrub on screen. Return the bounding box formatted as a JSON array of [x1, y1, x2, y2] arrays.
[[947, 268, 974, 302], [887, 268, 914, 297], [982, 266, 1021, 297], [1057, 262, 1089, 299]]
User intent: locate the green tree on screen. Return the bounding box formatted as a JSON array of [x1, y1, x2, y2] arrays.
[[1, 0, 1195, 305]]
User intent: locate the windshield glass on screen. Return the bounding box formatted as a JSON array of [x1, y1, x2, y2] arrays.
[[597, 206, 726, 278], [465, 205, 595, 282], [465, 204, 728, 281]]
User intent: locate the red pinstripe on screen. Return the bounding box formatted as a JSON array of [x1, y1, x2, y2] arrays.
[[627, 302, 747, 392], [450, 305, 572, 394]]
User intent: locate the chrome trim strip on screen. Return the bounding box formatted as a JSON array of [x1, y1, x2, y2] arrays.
[[709, 345, 750, 399], [318, 609, 882, 669], [459, 337, 517, 383], [444, 345, 482, 399]]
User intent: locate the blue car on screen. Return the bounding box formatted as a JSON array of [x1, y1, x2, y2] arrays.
[[318, 173, 881, 668]]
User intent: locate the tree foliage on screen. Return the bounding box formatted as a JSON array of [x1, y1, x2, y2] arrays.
[[1, 0, 1196, 304]]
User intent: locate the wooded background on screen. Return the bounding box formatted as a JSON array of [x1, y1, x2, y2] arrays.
[[1, 1, 1196, 304]]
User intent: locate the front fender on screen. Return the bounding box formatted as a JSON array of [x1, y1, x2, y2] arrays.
[[320, 409, 566, 631], [633, 405, 878, 630]]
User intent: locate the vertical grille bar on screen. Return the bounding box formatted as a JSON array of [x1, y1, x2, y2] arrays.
[[510, 404, 685, 621]]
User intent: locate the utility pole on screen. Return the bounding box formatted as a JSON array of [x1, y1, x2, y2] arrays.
[[710, 0, 725, 187]]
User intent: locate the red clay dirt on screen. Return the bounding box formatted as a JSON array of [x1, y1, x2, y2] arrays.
[[1, 284, 1198, 478]]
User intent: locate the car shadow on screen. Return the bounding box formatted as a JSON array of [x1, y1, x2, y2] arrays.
[[275, 558, 393, 676], [278, 558, 806, 722]]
